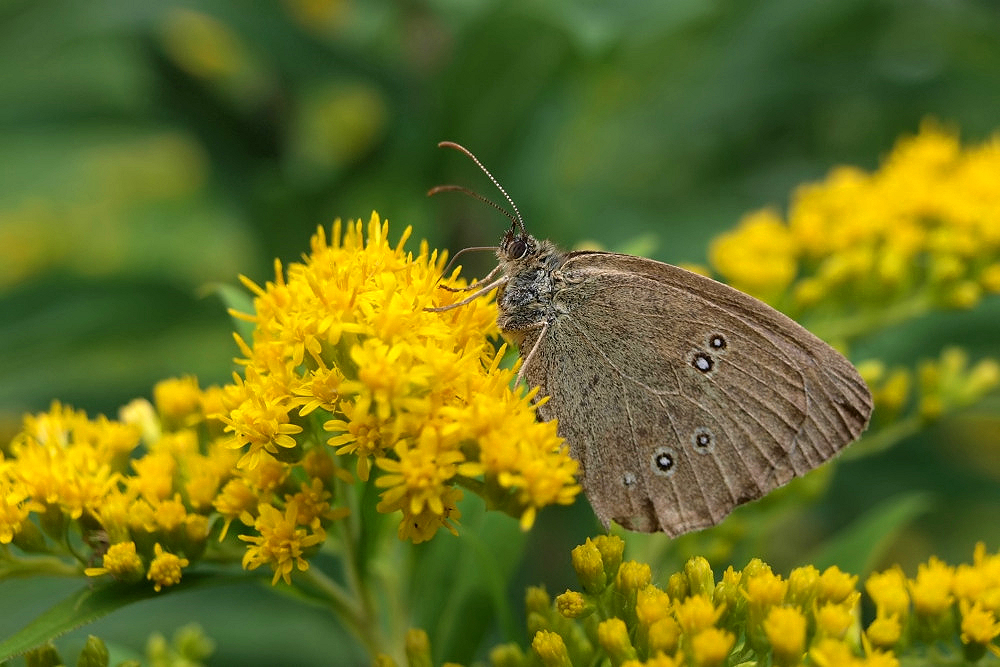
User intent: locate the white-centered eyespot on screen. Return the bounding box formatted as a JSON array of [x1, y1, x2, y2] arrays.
[[692, 427, 714, 454], [651, 447, 677, 477], [692, 351, 714, 373], [708, 334, 728, 351]]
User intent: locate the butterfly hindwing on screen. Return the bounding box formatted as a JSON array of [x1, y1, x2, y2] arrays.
[[517, 251, 872, 535]]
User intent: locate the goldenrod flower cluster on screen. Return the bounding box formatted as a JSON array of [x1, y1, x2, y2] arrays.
[[395, 537, 1000, 666], [1, 385, 229, 592], [220, 214, 578, 544], [710, 122, 1000, 332], [1, 214, 580, 593]]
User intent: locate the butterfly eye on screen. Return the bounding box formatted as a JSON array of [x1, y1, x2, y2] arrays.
[[508, 238, 529, 259]]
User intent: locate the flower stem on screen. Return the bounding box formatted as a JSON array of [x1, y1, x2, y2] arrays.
[[0, 553, 81, 579]]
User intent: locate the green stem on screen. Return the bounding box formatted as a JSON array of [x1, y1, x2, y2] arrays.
[[296, 566, 382, 656], [0, 554, 81, 579], [840, 415, 923, 461], [806, 294, 933, 343]]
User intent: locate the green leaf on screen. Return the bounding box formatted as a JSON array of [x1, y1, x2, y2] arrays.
[[807, 492, 933, 575], [199, 281, 256, 343], [409, 499, 527, 664], [0, 571, 249, 662]]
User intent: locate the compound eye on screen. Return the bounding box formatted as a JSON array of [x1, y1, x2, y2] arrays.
[[508, 238, 529, 259]]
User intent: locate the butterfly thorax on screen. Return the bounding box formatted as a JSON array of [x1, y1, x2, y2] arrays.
[[495, 234, 567, 342]]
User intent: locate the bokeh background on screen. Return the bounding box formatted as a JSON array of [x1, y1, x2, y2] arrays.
[[2, 1, 1000, 664]]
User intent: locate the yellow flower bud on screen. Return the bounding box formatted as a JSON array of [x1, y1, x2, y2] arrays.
[[489, 643, 526, 667], [866, 613, 902, 649], [78, 635, 110, 667], [815, 601, 855, 640], [866, 568, 910, 621], [555, 590, 592, 619], [674, 594, 722, 636], [817, 565, 859, 605], [690, 627, 735, 667], [685, 557, 715, 598], [572, 538, 607, 594], [597, 618, 636, 665], [647, 617, 682, 657], [617, 561, 653, 602], [593, 534, 625, 581], [981, 262, 1000, 293], [404, 628, 432, 667], [763, 606, 807, 667], [960, 599, 1000, 645], [786, 565, 820, 609], [947, 280, 981, 309], [532, 631, 572, 667], [636, 585, 672, 628], [526, 586, 551, 615]]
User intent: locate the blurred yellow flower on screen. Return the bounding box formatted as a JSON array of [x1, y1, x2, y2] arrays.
[[707, 122, 1000, 337]]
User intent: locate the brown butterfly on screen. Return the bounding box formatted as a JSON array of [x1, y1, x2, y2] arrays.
[[430, 142, 872, 536]]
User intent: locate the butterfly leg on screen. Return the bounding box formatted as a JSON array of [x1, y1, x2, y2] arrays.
[[515, 320, 549, 385], [437, 263, 503, 292], [424, 276, 509, 312]]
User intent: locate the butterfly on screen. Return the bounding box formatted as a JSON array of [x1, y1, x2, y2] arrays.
[[430, 142, 872, 536]]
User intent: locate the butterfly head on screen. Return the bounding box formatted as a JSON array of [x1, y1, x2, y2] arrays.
[[500, 226, 535, 262]]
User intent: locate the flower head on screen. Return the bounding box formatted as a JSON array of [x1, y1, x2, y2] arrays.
[[222, 214, 580, 543]]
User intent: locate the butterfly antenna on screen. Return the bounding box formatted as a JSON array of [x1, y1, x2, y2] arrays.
[[436, 141, 527, 236], [427, 185, 521, 232]]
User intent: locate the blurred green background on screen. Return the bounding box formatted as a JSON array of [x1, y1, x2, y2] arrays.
[[2, 0, 1000, 664]]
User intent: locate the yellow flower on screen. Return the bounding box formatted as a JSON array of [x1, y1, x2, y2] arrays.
[[146, 543, 190, 592], [324, 400, 385, 481], [708, 122, 1000, 326], [744, 566, 788, 627], [375, 431, 472, 516], [239, 500, 326, 585], [571, 538, 608, 594], [674, 594, 722, 636], [532, 630, 571, 667], [815, 601, 855, 640], [153, 376, 203, 427], [597, 618, 636, 664], [635, 585, 672, 628], [555, 590, 591, 619], [647, 617, 682, 657], [617, 561, 653, 601], [763, 606, 807, 666], [709, 208, 797, 301], [219, 371, 303, 469], [959, 599, 1000, 646], [689, 627, 734, 667], [865, 613, 902, 649], [0, 471, 42, 544], [866, 567, 910, 620], [213, 477, 257, 539], [221, 214, 579, 543], [85, 541, 144, 581], [786, 564, 820, 608], [817, 565, 859, 605], [908, 556, 954, 618]]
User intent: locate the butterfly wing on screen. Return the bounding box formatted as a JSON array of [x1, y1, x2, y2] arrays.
[[516, 251, 872, 537]]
